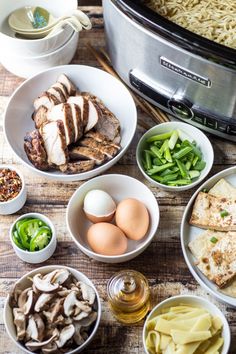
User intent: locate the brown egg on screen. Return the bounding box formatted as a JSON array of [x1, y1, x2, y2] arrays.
[[115, 198, 149, 240], [87, 222, 128, 256]]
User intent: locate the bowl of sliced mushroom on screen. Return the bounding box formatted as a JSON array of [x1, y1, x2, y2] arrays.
[[4, 266, 101, 353]]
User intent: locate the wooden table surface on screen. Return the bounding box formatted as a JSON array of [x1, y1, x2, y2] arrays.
[[0, 6, 236, 354]]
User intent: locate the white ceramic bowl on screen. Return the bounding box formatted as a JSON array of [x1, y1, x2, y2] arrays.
[[0, 164, 26, 215], [0, 30, 78, 78], [66, 174, 159, 263], [4, 65, 137, 181], [143, 295, 231, 354], [9, 212, 57, 263], [136, 121, 214, 192], [4, 265, 102, 354], [0, 0, 76, 56]]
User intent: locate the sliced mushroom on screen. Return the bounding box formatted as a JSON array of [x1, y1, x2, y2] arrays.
[[78, 281, 96, 305], [58, 288, 71, 297], [13, 308, 26, 340], [34, 293, 54, 312], [33, 273, 60, 293], [18, 288, 34, 315], [42, 342, 59, 354], [64, 290, 91, 317], [75, 311, 97, 327], [43, 298, 64, 323], [17, 287, 31, 308], [73, 322, 84, 346], [51, 269, 70, 286], [55, 324, 75, 348], [73, 311, 89, 321], [26, 314, 45, 341], [25, 334, 57, 352]]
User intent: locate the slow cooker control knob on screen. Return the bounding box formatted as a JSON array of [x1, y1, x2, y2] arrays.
[[168, 98, 194, 120]]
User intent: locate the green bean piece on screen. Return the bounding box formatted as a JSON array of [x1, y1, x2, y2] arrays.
[[176, 159, 189, 178], [159, 139, 169, 155], [194, 160, 206, 171], [168, 130, 179, 150], [164, 147, 172, 162], [173, 146, 193, 159], [153, 157, 163, 166], [167, 179, 192, 186], [185, 161, 191, 170], [162, 173, 179, 183], [150, 146, 162, 159], [189, 170, 200, 179], [146, 131, 173, 142], [192, 155, 199, 167], [144, 151, 152, 170], [147, 162, 175, 175]]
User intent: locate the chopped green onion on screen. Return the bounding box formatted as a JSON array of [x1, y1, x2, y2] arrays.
[[194, 161, 206, 171], [147, 162, 175, 175], [147, 131, 173, 142], [144, 151, 152, 170], [159, 139, 169, 155], [168, 130, 179, 150], [189, 170, 200, 179], [172, 146, 193, 160], [220, 210, 229, 217], [210, 237, 218, 244], [176, 159, 189, 178], [164, 147, 173, 162], [150, 146, 162, 159], [192, 155, 199, 167]]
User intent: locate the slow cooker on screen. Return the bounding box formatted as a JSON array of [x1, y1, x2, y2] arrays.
[[103, 0, 236, 141]]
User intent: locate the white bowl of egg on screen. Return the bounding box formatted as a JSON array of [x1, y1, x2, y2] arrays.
[[66, 174, 159, 263], [143, 295, 231, 354]]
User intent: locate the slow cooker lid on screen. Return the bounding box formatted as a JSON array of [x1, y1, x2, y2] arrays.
[[113, 0, 236, 67]]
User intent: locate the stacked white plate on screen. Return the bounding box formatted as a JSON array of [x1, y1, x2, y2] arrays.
[[0, 0, 78, 78]]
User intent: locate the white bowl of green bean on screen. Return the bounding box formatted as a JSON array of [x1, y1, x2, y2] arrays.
[[136, 122, 214, 192]]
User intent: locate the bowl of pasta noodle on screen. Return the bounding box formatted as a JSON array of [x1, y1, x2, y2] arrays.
[[143, 295, 230, 354]]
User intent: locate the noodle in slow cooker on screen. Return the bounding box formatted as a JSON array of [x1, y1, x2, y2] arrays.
[[144, 0, 236, 49]]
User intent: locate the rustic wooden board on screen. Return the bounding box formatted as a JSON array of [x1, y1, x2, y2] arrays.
[[0, 6, 236, 354]]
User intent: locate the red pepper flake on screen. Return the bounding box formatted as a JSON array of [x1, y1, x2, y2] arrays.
[[0, 168, 22, 202]]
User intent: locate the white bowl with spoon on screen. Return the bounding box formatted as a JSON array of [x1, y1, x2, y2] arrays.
[[0, 0, 77, 57]]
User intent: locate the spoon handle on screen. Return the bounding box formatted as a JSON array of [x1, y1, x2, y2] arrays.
[[72, 9, 92, 30], [44, 18, 82, 38]]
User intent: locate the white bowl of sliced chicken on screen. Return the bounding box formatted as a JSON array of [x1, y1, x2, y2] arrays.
[[4, 65, 137, 181]]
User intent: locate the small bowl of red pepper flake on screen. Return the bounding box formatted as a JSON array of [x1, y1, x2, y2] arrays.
[[0, 165, 27, 215], [10, 212, 57, 263]]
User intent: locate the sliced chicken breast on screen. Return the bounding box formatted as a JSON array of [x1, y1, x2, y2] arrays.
[[86, 100, 100, 133], [24, 130, 49, 171], [34, 92, 60, 111], [69, 146, 106, 165], [85, 131, 121, 149], [47, 87, 66, 103], [47, 103, 75, 145], [40, 120, 68, 166], [69, 103, 83, 142], [67, 96, 89, 128], [51, 83, 68, 101], [81, 92, 120, 141], [59, 160, 95, 174], [79, 137, 119, 159], [57, 74, 76, 96], [32, 106, 48, 129]]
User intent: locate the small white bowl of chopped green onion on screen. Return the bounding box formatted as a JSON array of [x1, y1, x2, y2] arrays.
[[136, 122, 214, 192]]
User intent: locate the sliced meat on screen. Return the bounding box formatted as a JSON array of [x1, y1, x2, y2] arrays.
[[69, 146, 106, 165], [69, 103, 83, 141], [85, 131, 121, 149], [47, 103, 75, 145], [59, 160, 95, 174], [67, 96, 89, 128], [85, 100, 100, 133], [81, 92, 120, 141], [51, 83, 69, 101], [47, 87, 66, 103], [40, 120, 68, 167], [79, 137, 119, 159], [24, 130, 49, 171], [57, 74, 76, 96], [34, 92, 60, 111], [32, 106, 48, 129]]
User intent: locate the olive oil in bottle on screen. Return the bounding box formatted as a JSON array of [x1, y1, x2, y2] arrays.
[[107, 270, 150, 324]]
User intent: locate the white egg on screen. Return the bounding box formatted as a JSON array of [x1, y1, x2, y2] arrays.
[[83, 189, 116, 223]]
